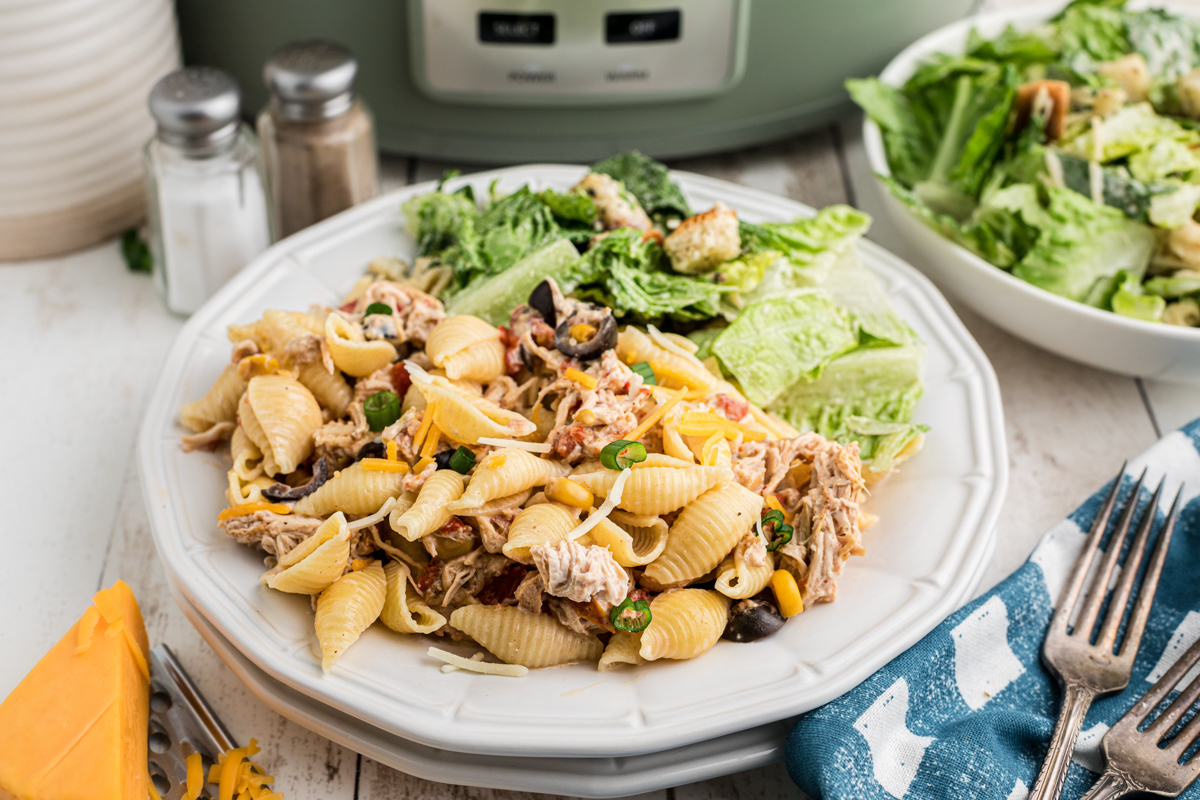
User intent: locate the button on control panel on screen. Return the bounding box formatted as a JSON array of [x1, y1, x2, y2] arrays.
[[478, 13, 555, 46], [413, 0, 743, 105], [605, 10, 681, 44]]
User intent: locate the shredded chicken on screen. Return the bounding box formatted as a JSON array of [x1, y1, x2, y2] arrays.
[[732, 437, 812, 495], [428, 547, 512, 608], [181, 421, 235, 452], [514, 571, 545, 615], [360, 281, 445, 345], [536, 351, 651, 463], [734, 532, 768, 569], [546, 597, 610, 637], [313, 365, 396, 462], [458, 491, 531, 554], [282, 335, 324, 366], [220, 511, 324, 563], [529, 539, 629, 606], [402, 458, 438, 493], [230, 339, 261, 362]]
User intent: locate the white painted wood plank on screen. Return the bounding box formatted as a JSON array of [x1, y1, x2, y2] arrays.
[[838, 114, 1159, 593], [0, 244, 182, 698], [674, 763, 806, 800]]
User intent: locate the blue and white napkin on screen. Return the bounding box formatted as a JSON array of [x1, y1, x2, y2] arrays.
[[787, 420, 1200, 800]]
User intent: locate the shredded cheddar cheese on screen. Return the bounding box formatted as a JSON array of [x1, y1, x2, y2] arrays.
[[413, 456, 435, 473], [207, 739, 283, 800], [477, 437, 552, 453], [217, 502, 291, 521], [412, 402, 437, 452], [627, 385, 688, 442], [420, 424, 442, 458], [486, 453, 507, 469], [700, 430, 724, 466], [675, 410, 767, 442], [237, 354, 279, 379], [386, 440, 398, 461], [564, 367, 598, 390], [185, 752, 204, 800], [361, 458, 411, 473]]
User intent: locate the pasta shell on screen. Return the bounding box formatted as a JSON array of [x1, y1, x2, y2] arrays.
[[639, 589, 729, 662], [569, 465, 732, 516], [293, 461, 407, 517], [267, 513, 351, 594], [230, 309, 323, 354], [180, 364, 247, 433], [426, 315, 506, 382], [325, 312, 398, 378], [503, 502, 579, 564], [583, 510, 669, 567], [230, 425, 263, 481], [714, 550, 775, 600], [314, 560, 386, 672], [297, 361, 353, 418], [449, 605, 603, 668], [389, 470, 464, 541], [407, 363, 536, 443], [643, 482, 763, 586], [238, 375, 323, 476], [449, 449, 568, 512], [617, 327, 717, 391], [380, 562, 446, 635], [598, 631, 647, 672]]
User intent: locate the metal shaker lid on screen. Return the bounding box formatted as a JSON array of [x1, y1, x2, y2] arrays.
[[149, 66, 241, 151], [263, 40, 357, 121]]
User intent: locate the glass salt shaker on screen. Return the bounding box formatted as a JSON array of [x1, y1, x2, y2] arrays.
[[258, 40, 379, 239], [145, 67, 272, 315]]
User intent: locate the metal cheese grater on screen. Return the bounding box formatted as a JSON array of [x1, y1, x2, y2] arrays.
[[148, 644, 237, 800]]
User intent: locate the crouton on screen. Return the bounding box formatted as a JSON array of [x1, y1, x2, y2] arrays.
[[663, 202, 740, 275], [571, 172, 652, 231], [1179, 67, 1200, 118], [1014, 79, 1071, 140], [1097, 53, 1150, 103]]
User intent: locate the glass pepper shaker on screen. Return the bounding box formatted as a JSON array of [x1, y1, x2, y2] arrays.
[[258, 40, 379, 238], [145, 67, 272, 315]]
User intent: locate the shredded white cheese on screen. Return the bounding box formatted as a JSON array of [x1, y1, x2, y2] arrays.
[[428, 647, 528, 677], [347, 496, 396, 531], [1044, 150, 1065, 189], [476, 437, 552, 453], [440, 652, 485, 673], [647, 324, 701, 362], [1089, 159, 1104, 206], [566, 468, 631, 542]]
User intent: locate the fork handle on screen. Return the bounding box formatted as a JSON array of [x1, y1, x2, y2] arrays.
[[1078, 769, 1133, 800], [1029, 682, 1096, 800]]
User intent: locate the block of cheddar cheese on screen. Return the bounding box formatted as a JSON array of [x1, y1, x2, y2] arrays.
[[0, 580, 150, 800]]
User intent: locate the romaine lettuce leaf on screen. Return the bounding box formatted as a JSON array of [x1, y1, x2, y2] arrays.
[[845, 78, 935, 190], [445, 239, 580, 326], [1126, 8, 1199, 80], [738, 205, 871, 296], [1110, 270, 1167, 320], [1055, 1, 1130, 75], [1149, 183, 1200, 228], [1145, 270, 1200, 298], [711, 292, 858, 407], [401, 189, 477, 259], [967, 23, 1060, 67], [590, 151, 691, 222], [1061, 103, 1200, 164], [768, 345, 926, 465]]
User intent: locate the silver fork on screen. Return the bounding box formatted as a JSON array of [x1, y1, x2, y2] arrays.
[[1029, 468, 1182, 800], [1082, 631, 1200, 799]]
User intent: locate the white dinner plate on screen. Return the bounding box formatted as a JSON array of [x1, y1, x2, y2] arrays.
[[862, 1, 1200, 382], [139, 165, 1009, 758]]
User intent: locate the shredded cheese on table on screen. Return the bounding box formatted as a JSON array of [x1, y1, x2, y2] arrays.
[[627, 386, 689, 442], [476, 437, 552, 453], [217, 502, 291, 521], [565, 467, 631, 542], [184, 752, 204, 800], [206, 738, 284, 800], [428, 647, 528, 677], [440, 652, 486, 673], [346, 496, 397, 531]]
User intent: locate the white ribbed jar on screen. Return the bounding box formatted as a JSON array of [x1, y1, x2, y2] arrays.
[[0, 0, 180, 261]]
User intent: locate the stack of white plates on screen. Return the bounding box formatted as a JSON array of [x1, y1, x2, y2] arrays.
[[0, 0, 179, 261], [139, 167, 1008, 796]]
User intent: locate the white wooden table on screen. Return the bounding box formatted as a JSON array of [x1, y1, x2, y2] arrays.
[[1, 114, 1194, 800]]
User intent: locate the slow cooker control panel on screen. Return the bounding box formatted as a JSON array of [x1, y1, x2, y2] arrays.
[[411, 0, 745, 105]]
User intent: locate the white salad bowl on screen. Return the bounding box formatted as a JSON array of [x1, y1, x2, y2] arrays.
[[863, 1, 1200, 383], [139, 165, 1007, 759]]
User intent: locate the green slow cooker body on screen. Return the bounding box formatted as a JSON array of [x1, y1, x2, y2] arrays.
[[176, 0, 973, 163]]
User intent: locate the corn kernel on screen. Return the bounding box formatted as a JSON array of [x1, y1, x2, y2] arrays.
[[545, 477, 594, 509], [770, 569, 804, 618], [570, 323, 597, 342], [575, 408, 597, 425]]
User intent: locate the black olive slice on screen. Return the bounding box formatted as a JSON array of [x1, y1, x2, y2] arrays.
[[529, 280, 556, 327], [263, 457, 329, 502], [722, 597, 786, 643], [554, 311, 617, 361]]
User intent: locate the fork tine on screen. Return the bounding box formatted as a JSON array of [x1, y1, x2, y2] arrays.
[[1075, 469, 1145, 639], [1050, 465, 1126, 633], [1122, 631, 1200, 730], [1095, 479, 1164, 650], [1118, 485, 1184, 660], [1153, 663, 1200, 754]]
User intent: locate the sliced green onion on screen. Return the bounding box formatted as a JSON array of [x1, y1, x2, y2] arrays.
[[761, 509, 785, 529], [611, 598, 652, 632], [364, 391, 400, 432], [600, 439, 647, 470], [365, 302, 393, 317], [447, 446, 476, 474], [630, 361, 657, 385], [766, 523, 793, 552]]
